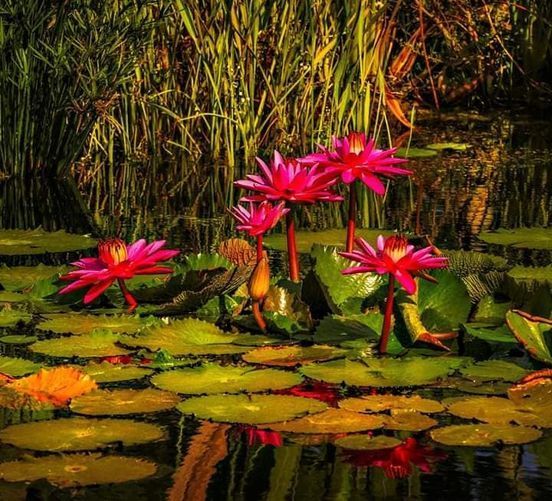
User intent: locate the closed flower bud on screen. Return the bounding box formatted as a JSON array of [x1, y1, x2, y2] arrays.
[[248, 257, 270, 301]]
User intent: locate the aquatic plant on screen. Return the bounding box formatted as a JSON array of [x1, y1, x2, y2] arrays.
[[58, 238, 179, 311], [300, 132, 410, 250], [235, 150, 342, 281], [340, 235, 448, 353]]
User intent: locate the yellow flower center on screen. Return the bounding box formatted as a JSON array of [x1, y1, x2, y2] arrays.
[[384, 236, 409, 263], [99, 238, 128, 265], [348, 133, 364, 154]]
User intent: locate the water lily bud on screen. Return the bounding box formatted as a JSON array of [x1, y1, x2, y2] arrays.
[[248, 257, 270, 301]]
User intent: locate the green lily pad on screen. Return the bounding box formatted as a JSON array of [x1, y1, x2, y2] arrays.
[[478, 228, 552, 250], [0, 229, 96, 256], [0, 264, 68, 291], [121, 318, 239, 356], [426, 142, 470, 151], [37, 314, 146, 335], [139, 350, 198, 370], [430, 424, 542, 446], [444, 396, 544, 427], [0, 335, 38, 345], [459, 360, 528, 383], [70, 389, 180, 416], [315, 314, 383, 344], [232, 334, 288, 347], [0, 417, 164, 451], [0, 291, 28, 303], [339, 394, 444, 414], [506, 310, 552, 364], [384, 411, 438, 431], [266, 408, 385, 434], [396, 147, 438, 158], [242, 345, 347, 367], [0, 453, 157, 487], [452, 378, 511, 396], [264, 229, 393, 254], [462, 324, 517, 344], [301, 357, 467, 387], [0, 309, 32, 327], [508, 266, 552, 283], [508, 378, 552, 415], [334, 434, 401, 450], [151, 363, 302, 395], [78, 362, 153, 384], [177, 394, 327, 424], [0, 356, 40, 377], [30, 330, 130, 358], [473, 296, 512, 324]]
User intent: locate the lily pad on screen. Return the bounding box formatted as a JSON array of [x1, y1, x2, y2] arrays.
[[335, 434, 401, 450], [395, 147, 438, 158], [473, 296, 513, 324], [0, 291, 28, 303], [266, 408, 385, 434], [70, 389, 180, 416], [0, 229, 96, 256], [339, 394, 444, 414], [508, 378, 552, 410], [243, 345, 347, 367], [430, 424, 542, 447], [78, 362, 153, 383], [506, 310, 552, 364], [508, 266, 552, 283], [264, 229, 393, 254], [459, 360, 528, 383], [0, 356, 40, 377], [30, 331, 130, 358], [121, 318, 240, 356], [177, 394, 327, 424], [462, 324, 517, 345], [315, 314, 382, 344], [0, 264, 68, 291], [151, 363, 302, 395], [0, 309, 32, 327], [0, 453, 157, 488], [0, 335, 37, 345], [426, 142, 470, 151], [37, 314, 146, 335], [478, 228, 552, 250], [0, 417, 164, 451], [383, 411, 438, 431], [301, 357, 467, 387]]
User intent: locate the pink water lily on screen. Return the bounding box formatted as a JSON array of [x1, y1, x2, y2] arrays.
[[58, 238, 179, 311], [340, 235, 448, 353], [229, 201, 289, 238]]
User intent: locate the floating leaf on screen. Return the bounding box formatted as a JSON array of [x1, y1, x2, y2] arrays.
[[264, 229, 393, 254], [426, 142, 470, 151], [8, 367, 97, 406], [0, 356, 40, 377], [459, 360, 528, 383], [339, 395, 444, 414], [0, 453, 157, 488], [472, 296, 512, 325], [0, 291, 28, 303], [243, 345, 347, 367], [384, 411, 438, 431], [395, 147, 438, 158], [462, 324, 517, 345], [508, 377, 552, 412], [0, 417, 164, 451], [478, 228, 552, 250], [30, 330, 130, 358], [151, 363, 301, 395], [37, 314, 146, 335], [452, 378, 511, 396], [177, 394, 327, 424], [0, 229, 96, 256], [78, 362, 153, 383], [314, 313, 383, 344], [121, 318, 240, 356], [0, 335, 37, 345], [335, 434, 401, 450], [70, 389, 180, 416], [430, 424, 542, 446], [0, 309, 32, 327], [0, 264, 67, 291], [301, 357, 467, 387], [506, 310, 552, 364], [266, 409, 385, 434], [508, 266, 552, 284]]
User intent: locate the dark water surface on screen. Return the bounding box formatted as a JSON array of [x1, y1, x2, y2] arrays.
[[0, 111, 551, 499]]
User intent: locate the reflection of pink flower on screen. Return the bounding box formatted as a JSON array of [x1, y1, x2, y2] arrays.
[[238, 426, 283, 447], [235, 150, 342, 204], [340, 235, 448, 295], [299, 132, 411, 195], [99, 355, 134, 365], [275, 382, 341, 407], [229, 201, 289, 237], [342, 438, 446, 478], [58, 238, 179, 310]]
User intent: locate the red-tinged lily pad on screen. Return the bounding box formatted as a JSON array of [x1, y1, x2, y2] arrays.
[[430, 424, 542, 447], [506, 310, 552, 364], [242, 345, 347, 367]]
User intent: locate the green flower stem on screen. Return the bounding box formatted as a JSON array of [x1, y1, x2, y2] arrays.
[[379, 275, 395, 354]]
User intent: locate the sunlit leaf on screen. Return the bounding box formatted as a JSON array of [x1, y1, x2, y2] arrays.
[[506, 310, 552, 364], [37, 313, 147, 335], [459, 360, 528, 383], [430, 424, 542, 446], [339, 394, 444, 414], [0, 264, 68, 291], [243, 345, 347, 367], [0, 309, 32, 327], [0, 335, 37, 345], [77, 361, 153, 383], [30, 330, 130, 358], [335, 434, 401, 450], [478, 228, 552, 250], [395, 147, 437, 158], [384, 411, 438, 431], [426, 142, 470, 151], [0, 356, 40, 377], [0, 229, 96, 256]]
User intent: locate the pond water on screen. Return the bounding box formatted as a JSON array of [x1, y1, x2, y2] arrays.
[[0, 111, 551, 500]]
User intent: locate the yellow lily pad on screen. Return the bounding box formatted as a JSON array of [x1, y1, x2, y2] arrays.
[[242, 345, 347, 367], [383, 411, 438, 431], [339, 394, 444, 414], [334, 434, 401, 450], [78, 362, 153, 384], [30, 331, 130, 358], [37, 314, 145, 335], [430, 424, 542, 447], [0, 229, 96, 256]]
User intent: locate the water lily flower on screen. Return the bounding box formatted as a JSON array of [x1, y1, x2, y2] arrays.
[[229, 201, 289, 238], [300, 133, 410, 251], [235, 426, 283, 447], [342, 437, 446, 478], [58, 238, 179, 311], [275, 382, 341, 407], [340, 235, 448, 353], [234, 151, 342, 281]]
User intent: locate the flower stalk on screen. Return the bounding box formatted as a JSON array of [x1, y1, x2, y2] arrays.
[[118, 279, 138, 312], [286, 210, 300, 281], [379, 275, 395, 354], [346, 183, 357, 252], [256, 235, 263, 263]]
